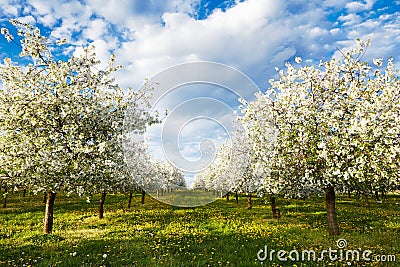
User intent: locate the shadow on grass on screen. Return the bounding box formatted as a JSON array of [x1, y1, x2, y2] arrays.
[[0, 232, 345, 267], [1, 193, 399, 266]]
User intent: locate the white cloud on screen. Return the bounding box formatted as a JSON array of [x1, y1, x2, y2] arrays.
[[85, 0, 199, 25], [334, 10, 400, 61], [345, 0, 376, 12], [15, 15, 36, 25], [330, 28, 340, 35], [358, 19, 380, 29], [338, 13, 362, 26], [307, 27, 330, 39], [82, 18, 108, 40], [323, 0, 348, 8], [29, 0, 53, 14], [0, 0, 20, 16], [1, 0, 343, 89], [271, 46, 296, 65], [1, 0, 398, 88], [17, 0, 93, 44], [112, 0, 337, 89], [85, 0, 138, 25], [38, 14, 57, 27]]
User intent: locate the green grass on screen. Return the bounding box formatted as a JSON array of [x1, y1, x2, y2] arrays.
[[153, 190, 217, 207], [0, 192, 399, 266]]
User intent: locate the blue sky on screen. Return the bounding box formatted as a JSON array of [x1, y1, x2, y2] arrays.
[[1, 0, 399, 87], [1, 0, 399, 186]]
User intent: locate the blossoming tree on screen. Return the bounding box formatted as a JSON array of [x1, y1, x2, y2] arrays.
[[195, 130, 263, 209], [242, 40, 400, 235], [0, 20, 153, 233]]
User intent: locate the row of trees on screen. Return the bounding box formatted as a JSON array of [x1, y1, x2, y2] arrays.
[[1, 20, 398, 236], [0, 21, 184, 233], [193, 40, 400, 235], [126, 148, 186, 201]]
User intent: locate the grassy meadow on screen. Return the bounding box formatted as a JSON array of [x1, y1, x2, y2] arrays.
[[0, 192, 399, 266]]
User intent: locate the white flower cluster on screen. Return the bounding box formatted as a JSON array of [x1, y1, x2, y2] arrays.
[[196, 39, 399, 199], [0, 20, 157, 197], [241, 39, 400, 196]]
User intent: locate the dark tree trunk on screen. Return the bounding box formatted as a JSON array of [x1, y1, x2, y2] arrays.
[[43, 192, 47, 203], [99, 192, 107, 219], [2, 186, 7, 209], [226, 192, 229, 201], [347, 190, 351, 198], [325, 186, 339, 236], [374, 191, 380, 201], [270, 195, 276, 214], [141, 189, 145, 204], [247, 193, 252, 210], [235, 191, 239, 205], [365, 194, 370, 208], [127, 191, 133, 209], [43, 191, 56, 234], [270, 196, 280, 218], [23, 189, 26, 197]]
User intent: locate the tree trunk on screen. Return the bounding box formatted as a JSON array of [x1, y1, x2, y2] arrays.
[[270, 196, 280, 218], [141, 189, 145, 204], [235, 191, 239, 205], [43, 192, 47, 203], [365, 194, 370, 208], [270, 195, 276, 214], [43, 191, 56, 234], [127, 191, 133, 209], [325, 186, 339, 236], [247, 193, 252, 210], [374, 191, 380, 201], [2, 186, 7, 209], [23, 189, 26, 197], [99, 192, 107, 219], [226, 192, 229, 201], [347, 190, 351, 198]]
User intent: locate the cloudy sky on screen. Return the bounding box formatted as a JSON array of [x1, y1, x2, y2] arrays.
[[1, 0, 399, 186]]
